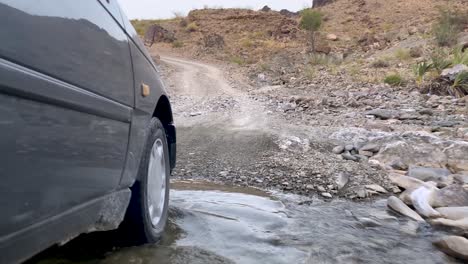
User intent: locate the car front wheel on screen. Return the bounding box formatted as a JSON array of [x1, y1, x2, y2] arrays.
[[123, 117, 170, 243]]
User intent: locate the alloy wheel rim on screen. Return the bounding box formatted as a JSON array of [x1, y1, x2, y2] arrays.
[[147, 139, 166, 227]]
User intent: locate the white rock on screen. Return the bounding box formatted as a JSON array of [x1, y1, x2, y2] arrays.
[[326, 33, 338, 41], [365, 184, 387, 193], [387, 196, 425, 222], [410, 186, 441, 218], [434, 236, 468, 260]]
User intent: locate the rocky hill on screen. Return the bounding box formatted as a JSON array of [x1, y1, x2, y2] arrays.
[[134, 0, 467, 95]]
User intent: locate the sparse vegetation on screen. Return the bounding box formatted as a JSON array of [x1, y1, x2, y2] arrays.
[[309, 53, 341, 66], [371, 59, 389, 68], [300, 9, 323, 51], [230, 56, 246, 65], [431, 50, 452, 74], [241, 38, 254, 48], [259, 63, 271, 71], [413, 61, 433, 84], [186, 22, 199, 32], [305, 66, 316, 80], [452, 46, 468, 65], [433, 9, 468, 47], [384, 74, 405, 86], [172, 40, 184, 48], [451, 71, 468, 96], [394, 48, 411, 61]]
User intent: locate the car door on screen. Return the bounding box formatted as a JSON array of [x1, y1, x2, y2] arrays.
[[0, 0, 133, 239]]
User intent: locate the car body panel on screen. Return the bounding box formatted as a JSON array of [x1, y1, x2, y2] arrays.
[[0, 189, 131, 264], [0, 0, 134, 105], [0, 59, 130, 238]]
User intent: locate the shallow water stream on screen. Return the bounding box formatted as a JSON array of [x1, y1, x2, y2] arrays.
[[30, 181, 460, 264]]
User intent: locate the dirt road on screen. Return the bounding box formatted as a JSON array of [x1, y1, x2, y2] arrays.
[[160, 55, 388, 198]]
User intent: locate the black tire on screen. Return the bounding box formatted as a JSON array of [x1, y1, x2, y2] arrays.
[[122, 117, 170, 243]]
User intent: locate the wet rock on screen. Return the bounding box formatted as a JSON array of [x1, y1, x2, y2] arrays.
[[408, 166, 451, 182], [365, 184, 387, 194], [387, 196, 425, 222], [434, 236, 468, 261], [321, 192, 332, 198], [358, 217, 381, 227], [332, 145, 345, 154], [317, 186, 326, 192], [432, 218, 468, 231], [400, 221, 420, 236], [436, 207, 468, 221]]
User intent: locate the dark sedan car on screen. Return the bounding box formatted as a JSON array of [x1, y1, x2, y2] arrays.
[[0, 1, 176, 263]]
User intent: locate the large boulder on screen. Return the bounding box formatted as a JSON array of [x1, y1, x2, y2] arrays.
[[408, 167, 451, 182], [441, 64, 468, 81], [201, 33, 225, 49], [144, 24, 175, 46], [372, 131, 468, 171]]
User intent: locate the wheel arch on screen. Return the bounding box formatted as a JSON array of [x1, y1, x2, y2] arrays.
[[152, 95, 176, 171]]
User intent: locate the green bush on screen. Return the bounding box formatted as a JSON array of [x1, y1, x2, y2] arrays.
[[450, 71, 468, 97], [452, 46, 468, 65], [394, 48, 411, 61], [309, 53, 342, 66], [172, 41, 184, 48], [384, 74, 405, 86], [230, 56, 245, 65], [300, 10, 323, 51], [433, 9, 468, 47], [431, 50, 452, 74], [186, 22, 199, 32], [413, 61, 433, 84]]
